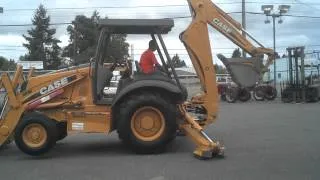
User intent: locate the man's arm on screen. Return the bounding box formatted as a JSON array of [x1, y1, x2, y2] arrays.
[[151, 53, 165, 72], [151, 53, 160, 66]]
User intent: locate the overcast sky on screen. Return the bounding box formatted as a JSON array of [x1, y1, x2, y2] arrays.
[[0, 0, 319, 66]]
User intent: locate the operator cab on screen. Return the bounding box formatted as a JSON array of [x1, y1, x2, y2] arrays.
[[92, 18, 186, 105]]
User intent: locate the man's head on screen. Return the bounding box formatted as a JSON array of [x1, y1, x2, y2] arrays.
[[148, 40, 157, 51]]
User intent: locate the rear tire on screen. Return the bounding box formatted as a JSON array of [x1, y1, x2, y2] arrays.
[[14, 112, 58, 156], [116, 92, 177, 154]]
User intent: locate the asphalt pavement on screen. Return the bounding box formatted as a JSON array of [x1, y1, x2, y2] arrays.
[[1, 101, 320, 180]]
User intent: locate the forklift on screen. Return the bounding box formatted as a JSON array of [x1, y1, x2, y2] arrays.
[[281, 46, 320, 103]]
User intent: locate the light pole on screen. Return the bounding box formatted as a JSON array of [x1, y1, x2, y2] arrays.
[[262, 5, 290, 87]]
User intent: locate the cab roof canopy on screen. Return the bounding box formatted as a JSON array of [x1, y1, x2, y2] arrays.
[[97, 19, 174, 34]]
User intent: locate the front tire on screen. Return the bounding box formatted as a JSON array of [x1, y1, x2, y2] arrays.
[[116, 92, 177, 154], [14, 112, 58, 156]]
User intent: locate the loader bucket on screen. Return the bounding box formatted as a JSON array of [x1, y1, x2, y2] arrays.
[[217, 54, 264, 88], [0, 66, 26, 148]]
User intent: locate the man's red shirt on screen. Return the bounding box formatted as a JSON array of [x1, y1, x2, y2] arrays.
[[139, 49, 159, 74]]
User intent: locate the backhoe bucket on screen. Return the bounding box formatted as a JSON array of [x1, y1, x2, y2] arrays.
[[0, 67, 26, 149], [217, 54, 264, 88]]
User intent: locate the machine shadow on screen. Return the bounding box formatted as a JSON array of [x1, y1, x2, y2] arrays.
[[15, 136, 193, 160]]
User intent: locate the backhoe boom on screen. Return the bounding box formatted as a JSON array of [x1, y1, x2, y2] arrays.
[[177, 0, 275, 158]]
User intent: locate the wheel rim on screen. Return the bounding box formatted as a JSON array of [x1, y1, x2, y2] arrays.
[[22, 123, 47, 148], [254, 88, 264, 100], [254, 94, 264, 100], [226, 94, 235, 102], [131, 106, 165, 142]]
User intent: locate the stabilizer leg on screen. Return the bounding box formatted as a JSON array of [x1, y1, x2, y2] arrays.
[[181, 124, 224, 159], [179, 105, 224, 159]]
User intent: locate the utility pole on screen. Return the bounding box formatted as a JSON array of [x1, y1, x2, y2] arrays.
[[73, 23, 77, 65], [272, 15, 276, 88], [242, 0, 246, 58]]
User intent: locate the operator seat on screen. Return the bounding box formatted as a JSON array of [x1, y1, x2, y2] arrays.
[[96, 66, 114, 100]]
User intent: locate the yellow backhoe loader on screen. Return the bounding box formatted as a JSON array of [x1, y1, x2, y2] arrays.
[[0, 0, 274, 159]]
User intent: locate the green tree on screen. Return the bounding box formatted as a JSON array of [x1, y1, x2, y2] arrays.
[[170, 54, 186, 68], [19, 55, 27, 61], [22, 4, 61, 70], [62, 11, 129, 65], [231, 48, 241, 58], [0, 56, 16, 71]]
